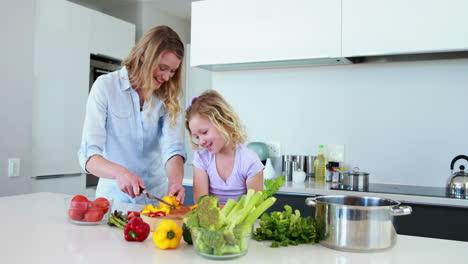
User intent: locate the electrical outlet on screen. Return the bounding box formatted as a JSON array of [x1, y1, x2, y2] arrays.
[[8, 158, 20, 177], [265, 142, 281, 158]]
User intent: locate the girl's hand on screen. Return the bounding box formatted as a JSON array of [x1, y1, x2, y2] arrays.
[[116, 169, 145, 198], [168, 184, 185, 204]]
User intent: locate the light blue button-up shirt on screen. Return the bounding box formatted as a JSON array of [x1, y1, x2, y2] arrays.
[[78, 67, 186, 204]]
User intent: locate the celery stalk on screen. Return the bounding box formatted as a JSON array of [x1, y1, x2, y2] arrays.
[[243, 196, 277, 227]]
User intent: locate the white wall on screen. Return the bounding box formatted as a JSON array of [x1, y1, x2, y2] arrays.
[[139, 2, 190, 44], [102, 4, 140, 40], [211, 58, 468, 187], [104, 2, 190, 45], [0, 0, 35, 196]]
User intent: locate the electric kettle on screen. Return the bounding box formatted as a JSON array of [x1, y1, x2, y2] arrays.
[[447, 155, 468, 199]]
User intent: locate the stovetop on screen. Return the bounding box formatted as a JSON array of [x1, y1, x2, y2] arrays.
[[330, 183, 451, 198]]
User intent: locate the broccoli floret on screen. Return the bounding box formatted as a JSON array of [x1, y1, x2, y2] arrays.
[[197, 195, 224, 229], [213, 245, 241, 256], [183, 209, 199, 229], [200, 228, 225, 249], [194, 234, 213, 254], [223, 229, 238, 245]]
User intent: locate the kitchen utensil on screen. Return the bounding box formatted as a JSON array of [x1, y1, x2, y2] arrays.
[[293, 155, 306, 172], [305, 155, 315, 177], [191, 227, 251, 260], [65, 196, 113, 225], [141, 205, 191, 231], [292, 162, 306, 183], [342, 167, 369, 191], [247, 142, 269, 163], [447, 155, 468, 198], [305, 195, 412, 252], [140, 187, 176, 209], [282, 155, 293, 181]]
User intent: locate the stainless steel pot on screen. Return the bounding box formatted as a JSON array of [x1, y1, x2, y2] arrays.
[[342, 167, 369, 191], [305, 195, 412, 252]]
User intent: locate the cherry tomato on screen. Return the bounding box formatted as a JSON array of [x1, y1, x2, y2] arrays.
[[84, 208, 104, 222], [93, 197, 110, 214]]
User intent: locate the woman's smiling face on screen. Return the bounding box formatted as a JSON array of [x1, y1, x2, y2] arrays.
[[188, 114, 227, 154], [152, 50, 180, 88]]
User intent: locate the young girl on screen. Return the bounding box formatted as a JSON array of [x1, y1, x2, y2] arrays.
[[185, 90, 264, 204]]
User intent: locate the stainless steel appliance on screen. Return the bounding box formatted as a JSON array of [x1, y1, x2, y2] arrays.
[[86, 54, 122, 188], [89, 54, 121, 90], [305, 195, 412, 252], [447, 155, 468, 198], [341, 167, 369, 191]]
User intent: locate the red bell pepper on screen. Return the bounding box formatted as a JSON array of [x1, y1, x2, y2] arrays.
[[148, 211, 167, 217], [124, 217, 150, 242], [126, 211, 140, 221]]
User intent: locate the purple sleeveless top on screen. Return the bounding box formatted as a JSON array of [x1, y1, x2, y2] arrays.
[[193, 144, 264, 204]]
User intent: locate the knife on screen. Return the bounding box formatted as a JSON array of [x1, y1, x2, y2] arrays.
[[139, 187, 176, 209]]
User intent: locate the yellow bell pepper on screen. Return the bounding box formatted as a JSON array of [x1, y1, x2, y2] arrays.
[[160, 196, 181, 209], [141, 204, 171, 216], [152, 220, 182, 249]]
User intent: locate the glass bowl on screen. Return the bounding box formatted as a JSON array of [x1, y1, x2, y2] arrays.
[[64, 196, 113, 225], [191, 227, 251, 260]]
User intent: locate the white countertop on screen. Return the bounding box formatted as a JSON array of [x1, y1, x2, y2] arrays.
[[183, 175, 468, 208], [3, 192, 467, 264]]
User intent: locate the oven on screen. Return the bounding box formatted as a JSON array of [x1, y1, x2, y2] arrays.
[[86, 54, 122, 187]]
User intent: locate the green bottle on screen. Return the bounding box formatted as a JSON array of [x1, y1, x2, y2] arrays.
[[314, 145, 327, 182]]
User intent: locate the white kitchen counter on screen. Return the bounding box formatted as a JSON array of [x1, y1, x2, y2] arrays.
[[183, 175, 468, 208], [2, 192, 467, 264]]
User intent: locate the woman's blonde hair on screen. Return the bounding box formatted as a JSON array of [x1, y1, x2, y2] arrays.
[[185, 90, 246, 149], [122, 25, 184, 127]]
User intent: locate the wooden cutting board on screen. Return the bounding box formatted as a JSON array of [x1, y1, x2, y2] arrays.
[[141, 205, 192, 231]]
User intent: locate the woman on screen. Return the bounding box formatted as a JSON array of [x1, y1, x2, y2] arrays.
[[78, 26, 186, 204]]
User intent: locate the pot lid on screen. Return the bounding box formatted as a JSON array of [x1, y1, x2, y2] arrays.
[[343, 167, 369, 176], [453, 165, 468, 177]]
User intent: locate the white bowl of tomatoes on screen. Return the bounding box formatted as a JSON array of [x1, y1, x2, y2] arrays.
[[65, 195, 113, 225]]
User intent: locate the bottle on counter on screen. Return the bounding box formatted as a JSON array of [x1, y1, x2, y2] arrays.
[[314, 145, 327, 182], [327, 161, 340, 182]]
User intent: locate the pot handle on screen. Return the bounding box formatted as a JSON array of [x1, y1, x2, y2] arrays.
[[450, 155, 468, 170], [305, 197, 317, 207], [390, 205, 412, 216]]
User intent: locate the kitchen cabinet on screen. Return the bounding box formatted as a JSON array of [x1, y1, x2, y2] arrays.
[[273, 193, 468, 242], [190, 0, 349, 71], [342, 0, 468, 57], [33, 0, 92, 176], [89, 9, 135, 60], [183, 184, 195, 205], [33, 0, 135, 177], [394, 202, 468, 242]]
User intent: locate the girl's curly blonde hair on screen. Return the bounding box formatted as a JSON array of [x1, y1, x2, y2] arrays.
[[185, 90, 247, 149], [122, 25, 184, 127]]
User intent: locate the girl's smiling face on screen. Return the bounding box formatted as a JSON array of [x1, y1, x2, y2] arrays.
[[188, 114, 227, 154]]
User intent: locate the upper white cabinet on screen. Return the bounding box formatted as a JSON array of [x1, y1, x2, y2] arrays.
[[33, 0, 135, 176], [191, 0, 347, 70], [342, 0, 468, 57], [89, 9, 135, 60]]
